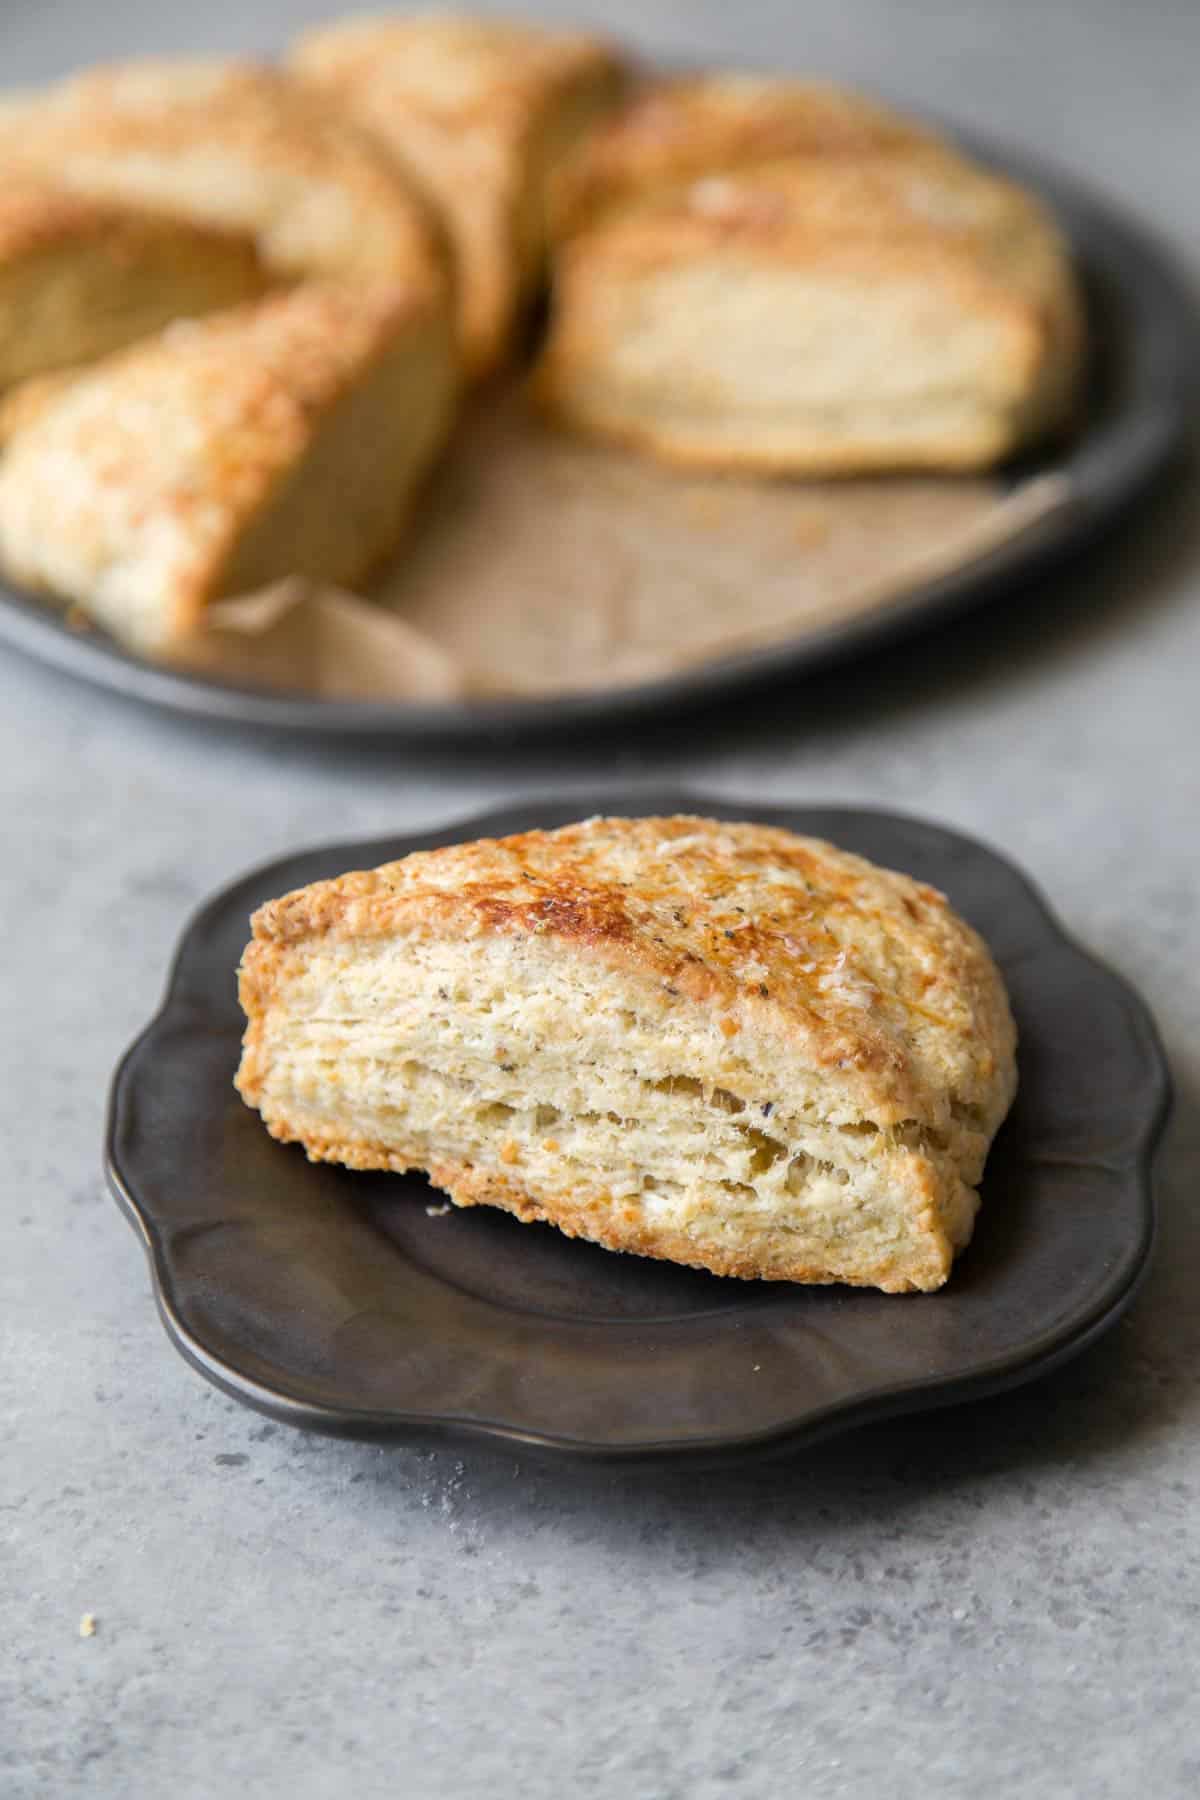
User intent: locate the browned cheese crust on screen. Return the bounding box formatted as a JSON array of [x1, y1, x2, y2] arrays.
[[551, 73, 937, 238]]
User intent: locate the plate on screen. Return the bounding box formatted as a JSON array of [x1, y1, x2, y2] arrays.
[[2, 133, 1196, 742], [106, 793, 1170, 1462]]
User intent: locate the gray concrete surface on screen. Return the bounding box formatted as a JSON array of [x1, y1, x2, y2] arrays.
[[3, 2, 1199, 1795]]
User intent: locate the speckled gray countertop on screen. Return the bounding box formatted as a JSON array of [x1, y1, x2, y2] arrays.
[[3, 2, 1199, 1795]]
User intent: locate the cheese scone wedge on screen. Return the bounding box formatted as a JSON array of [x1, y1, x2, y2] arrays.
[[537, 148, 1084, 473], [0, 58, 444, 293], [0, 184, 266, 391], [291, 11, 627, 374], [0, 282, 457, 656], [235, 816, 1017, 1292], [551, 73, 935, 238]]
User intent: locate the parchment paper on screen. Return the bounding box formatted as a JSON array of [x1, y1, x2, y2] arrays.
[[179, 389, 1070, 702]]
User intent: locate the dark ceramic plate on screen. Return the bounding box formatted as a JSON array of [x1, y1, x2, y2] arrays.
[[3, 135, 1197, 743], [106, 793, 1169, 1462]]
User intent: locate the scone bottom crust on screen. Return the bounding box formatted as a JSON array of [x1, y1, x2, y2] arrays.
[[236, 816, 1017, 1293]]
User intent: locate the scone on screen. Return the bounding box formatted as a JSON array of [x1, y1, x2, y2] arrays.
[[537, 147, 1085, 473], [0, 282, 457, 656], [0, 58, 444, 291], [235, 815, 1018, 1292], [0, 184, 266, 391], [291, 11, 627, 374], [551, 73, 935, 238]]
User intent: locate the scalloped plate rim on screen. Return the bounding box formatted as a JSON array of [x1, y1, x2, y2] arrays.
[[104, 793, 1171, 1461]]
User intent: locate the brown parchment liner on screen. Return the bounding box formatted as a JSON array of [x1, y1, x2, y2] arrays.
[[175, 388, 1069, 702]]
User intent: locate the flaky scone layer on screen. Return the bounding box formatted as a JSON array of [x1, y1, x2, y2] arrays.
[[236, 816, 1017, 1292], [536, 146, 1084, 473]]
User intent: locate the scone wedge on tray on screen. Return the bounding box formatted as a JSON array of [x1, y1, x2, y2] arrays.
[[0, 58, 445, 291], [291, 11, 628, 375], [0, 283, 457, 657], [236, 816, 1017, 1293], [0, 184, 266, 393], [538, 139, 1085, 474]]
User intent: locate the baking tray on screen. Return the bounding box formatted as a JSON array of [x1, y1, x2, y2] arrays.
[[1, 132, 1194, 741]]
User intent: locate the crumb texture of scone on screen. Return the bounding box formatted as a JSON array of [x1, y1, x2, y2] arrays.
[[291, 11, 627, 374], [236, 815, 1018, 1293], [0, 282, 458, 654], [0, 57, 445, 292], [537, 138, 1085, 473], [0, 184, 267, 390]]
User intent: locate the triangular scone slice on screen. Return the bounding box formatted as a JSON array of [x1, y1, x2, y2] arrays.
[[291, 11, 627, 375], [536, 148, 1084, 473], [236, 816, 1017, 1293], [0, 283, 457, 657], [0, 58, 445, 292], [551, 73, 937, 238], [0, 184, 267, 391]]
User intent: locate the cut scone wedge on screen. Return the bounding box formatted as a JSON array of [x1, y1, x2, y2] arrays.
[[291, 11, 627, 375], [0, 57, 445, 293], [536, 147, 1085, 473], [0, 183, 267, 392], [0, 282, 457, 657], [235, 815, 1018, 1292], [551, 72, 937, 239]]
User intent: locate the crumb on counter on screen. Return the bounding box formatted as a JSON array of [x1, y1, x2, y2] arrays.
[[79, 1613, 97, 1638]]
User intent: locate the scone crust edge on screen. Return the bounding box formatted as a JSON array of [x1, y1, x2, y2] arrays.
[[551, 72, 936, 239], [246, 1118, 965, 1293]]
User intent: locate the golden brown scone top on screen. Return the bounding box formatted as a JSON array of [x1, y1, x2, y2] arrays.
[[619, 146, 1056, 248], [553, 73, 937, 236], [248, 815, 1016, 1135], [558, 143, 1078, 308], [291, 11, 626, 134], [0, 57, 445, 289]]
